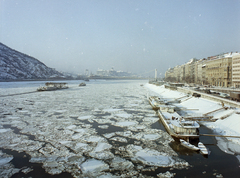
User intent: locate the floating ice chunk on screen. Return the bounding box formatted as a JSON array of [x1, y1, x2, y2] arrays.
[[43, 161, 59, 168], [54, 110, 67, 114], [110, 137, 128, 143], [89, 151, 114, 160], [78, 115, 92, 120], [131, 133, 144, 140], [135, 125, 147, 130], [74, 142, 91, 153], [9, 120, 22, 124], [135, 149, 173, 166], [110, 157, 134, 171], [97, 173, 116, 178], [103, 132, 116, 139], [72, 133, 84, 140], [74, 128, 90, 134], [85, 136, 106, 143], [143, 134, 161, 141], [103, 108, 122, 112], [236, 155, 240, 163], [116, 131, 132, 137], [66, 125, 76, 130], [68, 156, 85, 164], [43, 162, 65, 175], [18, 110, 29, 113], [129, 104, 139, 106], [69, 115, 79, 118], [216, 137, 240, 155], [59, 140, 72, 145], [0, 128, 11, 133], [127, 145, 175, 167], [143, 117, 159, 123], [114, 121, 138, 127], [115, 113, 132, 118], [21, 168, 33, 174], [29, 157, 47, 163], [80, 159, 109, 174], [93, 118, 114, 124], [94, 142, 112, 152], [157, 171, 176, 178], [98, 125, 109, 129], [0, 156, 13, 166]]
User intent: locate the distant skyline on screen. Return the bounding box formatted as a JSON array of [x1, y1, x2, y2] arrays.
[[1, 0, 240, 77]]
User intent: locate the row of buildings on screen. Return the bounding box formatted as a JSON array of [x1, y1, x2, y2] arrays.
[[96, 67, 134, 77], [165, 52, 240, 88]]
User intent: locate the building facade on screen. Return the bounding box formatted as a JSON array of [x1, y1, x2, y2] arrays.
[[165, 52, 240, 88], [232, 53, 240, 88]]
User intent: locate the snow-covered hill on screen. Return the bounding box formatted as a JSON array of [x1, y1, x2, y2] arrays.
[[0, 42, 63, 80]]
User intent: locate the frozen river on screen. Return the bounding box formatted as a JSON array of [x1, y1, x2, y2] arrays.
[[0, 80, 240, 177]]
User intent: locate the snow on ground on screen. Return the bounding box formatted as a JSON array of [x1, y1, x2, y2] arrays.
[[146, 83, 240, 155]]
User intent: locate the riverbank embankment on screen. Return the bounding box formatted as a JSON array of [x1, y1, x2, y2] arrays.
[[145, 83, 240, 155]]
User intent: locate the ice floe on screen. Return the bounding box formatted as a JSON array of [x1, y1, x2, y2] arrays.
[[114, 121, 138, 127], [0, 80, 190, 177], [126, 144, 179, 167], [80, 159, 109, 174]]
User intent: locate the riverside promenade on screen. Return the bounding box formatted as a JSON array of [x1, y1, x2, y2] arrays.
[[177, 87, 240, 108]]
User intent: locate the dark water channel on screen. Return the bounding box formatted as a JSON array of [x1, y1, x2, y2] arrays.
[[152, 120, 240, 178]]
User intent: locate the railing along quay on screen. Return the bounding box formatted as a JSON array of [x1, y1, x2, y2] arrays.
[[177, 87, 240, 109]]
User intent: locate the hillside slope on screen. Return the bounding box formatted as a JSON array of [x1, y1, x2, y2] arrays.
[[0, 43, 63, 80]]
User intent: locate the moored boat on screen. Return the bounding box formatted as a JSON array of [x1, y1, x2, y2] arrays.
[[157, 108, 200, 141], [198, 142, 208, 155], [180, 139, 200, 151], [148, 96, 166, 110]]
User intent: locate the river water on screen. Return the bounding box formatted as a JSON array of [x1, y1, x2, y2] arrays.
[[0, 80, 239, 177]]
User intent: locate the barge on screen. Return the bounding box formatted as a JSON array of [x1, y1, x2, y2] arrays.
[[148, 96, 167, 110], [37, 82, 68, 91], [157, 108, 199, 142]]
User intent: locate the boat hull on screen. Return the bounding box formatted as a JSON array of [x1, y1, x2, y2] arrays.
[[157, 110, 199, 141], [180, 139, 200, 151], [198, 142, 208, 155]]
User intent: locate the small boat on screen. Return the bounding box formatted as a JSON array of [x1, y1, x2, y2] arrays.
[[198, 142, 208, 155], [79, 82, 86, 86], [180, 139, 200, 151]]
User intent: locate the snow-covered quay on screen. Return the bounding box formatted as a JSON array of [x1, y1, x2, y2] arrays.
[[0, 80, 240, 178]]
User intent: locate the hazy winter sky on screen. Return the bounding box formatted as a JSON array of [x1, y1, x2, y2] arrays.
[[0, 0, 240, 76]]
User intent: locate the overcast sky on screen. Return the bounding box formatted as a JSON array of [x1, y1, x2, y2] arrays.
[[1, 0, 240, 76]]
